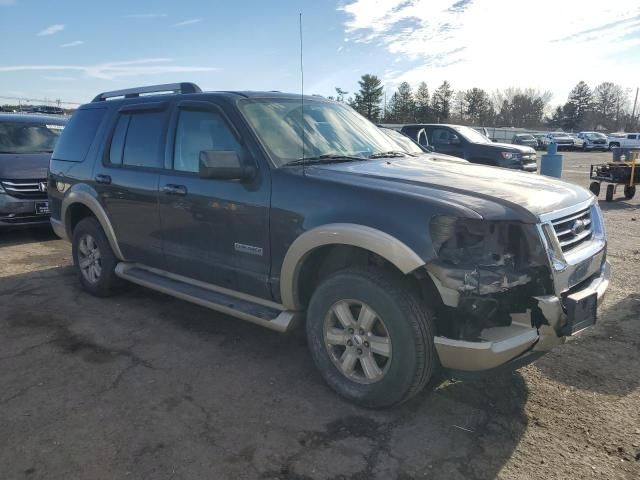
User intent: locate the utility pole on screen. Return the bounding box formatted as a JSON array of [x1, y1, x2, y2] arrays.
[[631, 87, 639, 128]]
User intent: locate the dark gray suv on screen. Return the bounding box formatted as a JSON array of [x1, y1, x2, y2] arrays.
[[49, 83, 610, 407]]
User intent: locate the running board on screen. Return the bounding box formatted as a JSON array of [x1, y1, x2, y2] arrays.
[[115, 263, 296, 332]]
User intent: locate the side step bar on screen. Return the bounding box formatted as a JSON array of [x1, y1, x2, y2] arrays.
[[115, 263, 297, 332]]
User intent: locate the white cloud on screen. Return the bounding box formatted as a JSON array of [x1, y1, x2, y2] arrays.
[[173, 18, 203, 27], [125, 13, 168, 19], [60, 40, 84, 48], [0, 58, 219, 80], [37, 24, 65, 36], [41, 75, 77, 81], [340, 0, 640, 103]]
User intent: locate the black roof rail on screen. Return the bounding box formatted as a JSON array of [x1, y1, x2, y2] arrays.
[[91, 82, 202, 102]]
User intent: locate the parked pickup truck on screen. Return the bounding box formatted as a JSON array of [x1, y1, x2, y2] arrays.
[[607, 132, 640, 150], [49, 83, 610, 407], [401, 123, 537, 171]]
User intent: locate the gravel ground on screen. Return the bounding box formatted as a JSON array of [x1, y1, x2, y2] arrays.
[[0, 151, 638, 480]]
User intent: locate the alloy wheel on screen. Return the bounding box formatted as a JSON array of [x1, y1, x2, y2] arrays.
[[323, 300, 392, 384], [78, 233, 102, 284]]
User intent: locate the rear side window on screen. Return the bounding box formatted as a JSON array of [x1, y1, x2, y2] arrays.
[[52, 108, 105, 161], [173, 109, 242, 173], [108, 111, 166, 168]]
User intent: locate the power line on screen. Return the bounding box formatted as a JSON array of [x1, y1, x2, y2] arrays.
[[0, 95, 82, 106]]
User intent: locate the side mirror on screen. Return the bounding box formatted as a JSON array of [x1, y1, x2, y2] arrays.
[[198, 150, 255, 180], [449, 134, 461, 145]]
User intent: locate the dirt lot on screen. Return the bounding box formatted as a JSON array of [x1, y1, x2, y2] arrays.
[[1, 151, 639, 480]]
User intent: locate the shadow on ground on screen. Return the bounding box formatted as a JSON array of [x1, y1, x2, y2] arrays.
[[0, 265, 530, 480], [0, 226, 58, 248]]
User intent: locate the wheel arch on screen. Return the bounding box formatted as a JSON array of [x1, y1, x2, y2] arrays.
[[62, 185, 125, 260], [280, 223, 426, 310]]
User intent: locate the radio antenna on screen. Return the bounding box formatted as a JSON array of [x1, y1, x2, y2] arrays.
[[299, 12, 306, 174]]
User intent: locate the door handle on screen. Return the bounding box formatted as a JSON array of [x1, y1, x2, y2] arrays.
[[95, 174, 112, 185], [162, 184, 188, 196]]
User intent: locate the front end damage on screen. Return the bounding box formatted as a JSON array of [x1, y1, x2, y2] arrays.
[[424, 208, 609, 372]]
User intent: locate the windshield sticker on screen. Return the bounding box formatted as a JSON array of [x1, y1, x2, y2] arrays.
[[46, 124, 65, 131]]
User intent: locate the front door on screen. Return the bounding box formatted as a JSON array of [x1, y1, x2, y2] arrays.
[[426, 126, 466, 158], [158, 100, 271, 298], [94, 103, 168, 267]]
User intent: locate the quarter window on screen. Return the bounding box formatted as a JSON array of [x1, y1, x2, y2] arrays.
[[173, 109, 241, 173]]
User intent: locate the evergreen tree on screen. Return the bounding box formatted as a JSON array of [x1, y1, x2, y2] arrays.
[[432, 81, 453, 122], [565, 81, 593, 129], [351, 74, 384, 121], [414, 82, 430, 122], [464, 88, 493, 125]]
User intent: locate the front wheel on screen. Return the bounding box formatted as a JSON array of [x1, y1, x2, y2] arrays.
[[624, 185, 636, 200], [306, 267, 436, 408]]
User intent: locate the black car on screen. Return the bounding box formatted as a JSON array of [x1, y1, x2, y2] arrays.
[[49, 83, 609, 407], [401, 124, 537, 171], [512, 133, 538, 148], [0, 113, 67, 227]]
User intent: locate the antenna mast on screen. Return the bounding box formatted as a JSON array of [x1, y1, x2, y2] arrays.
[[299, 13, 306, 173]]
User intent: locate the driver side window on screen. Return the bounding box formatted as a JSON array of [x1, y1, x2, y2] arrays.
[[431, 128, 453, 145], [173, 109, 242, 173]]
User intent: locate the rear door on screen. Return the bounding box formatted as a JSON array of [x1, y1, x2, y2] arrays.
[[158, 99, 271, 298], [93, 102, 168, 267]]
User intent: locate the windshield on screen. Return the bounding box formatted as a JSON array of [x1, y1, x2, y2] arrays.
[[585, 133, 606, 139], [0, 121, 64, 154], [517, 134, 535, 141], [550, 133, 568, 138], [453, 126, 491, 144], [380, 128, 423, 154], [239, 99, 403, 166]]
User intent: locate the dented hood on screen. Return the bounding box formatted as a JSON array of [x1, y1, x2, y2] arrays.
[[312, 156, 592, 221]]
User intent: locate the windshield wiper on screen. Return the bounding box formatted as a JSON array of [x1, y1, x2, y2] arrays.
[[283, 154, 367, 167], [368, 151, 413, 159]]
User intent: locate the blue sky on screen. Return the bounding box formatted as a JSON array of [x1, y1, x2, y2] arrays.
[[1, 0, 639, 109]]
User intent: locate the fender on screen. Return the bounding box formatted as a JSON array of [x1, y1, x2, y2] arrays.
[[280, 223, 425, 310], [61, 184, 126, 261]]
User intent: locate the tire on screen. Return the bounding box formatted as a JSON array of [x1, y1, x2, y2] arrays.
[[605, 184, 615, 202], [306, 267, 436, 408], [624, 185, 636, 200], [610, 142, 620, 150], [71, 216, 121, 297], [589, 181, 600, 196]]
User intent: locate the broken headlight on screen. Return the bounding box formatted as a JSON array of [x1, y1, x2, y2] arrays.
[[429, 216, 548, 295]]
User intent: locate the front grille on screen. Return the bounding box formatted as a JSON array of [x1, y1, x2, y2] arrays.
[[592, 140, 606, 144], [551, 207, 592, 253], [0, 179, 47, 199]]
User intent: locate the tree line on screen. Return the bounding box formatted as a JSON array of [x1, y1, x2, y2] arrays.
[[328, 74, 639, 132]]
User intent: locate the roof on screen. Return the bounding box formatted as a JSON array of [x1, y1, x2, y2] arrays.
[[0, 113, 68, 124]]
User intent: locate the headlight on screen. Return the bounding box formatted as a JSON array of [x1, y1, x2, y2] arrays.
[[501, 152, 521, 160]]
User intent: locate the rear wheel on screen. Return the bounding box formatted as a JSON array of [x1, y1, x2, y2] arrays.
[[306, 267, 436, 408], [589, 181, 600, 196], [605, 184, 615, 202], [624, 185, 636, 200], [72, 217, 121, 297]]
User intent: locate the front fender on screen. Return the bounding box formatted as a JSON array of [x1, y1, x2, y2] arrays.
[[279, 223, 425, 310]]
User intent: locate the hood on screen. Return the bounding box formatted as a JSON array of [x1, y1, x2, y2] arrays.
[[310, 157, 592, 222], [486, 142, 535, 154], [0, 153, 50, 180]]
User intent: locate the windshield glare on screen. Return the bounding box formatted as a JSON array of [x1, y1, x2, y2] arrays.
[[0, 122, 64, 154], [453, 126, 491, 144], [586, 133, 606, 139], [239, 99, 402, 166]]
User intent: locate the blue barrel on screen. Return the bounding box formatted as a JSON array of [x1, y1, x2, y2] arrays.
[[540, 142, 562, 178]]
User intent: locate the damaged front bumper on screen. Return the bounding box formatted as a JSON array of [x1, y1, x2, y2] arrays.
[[432, 259, 610, 371], [427, 199, 609, 372]]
